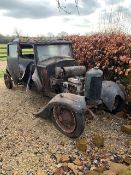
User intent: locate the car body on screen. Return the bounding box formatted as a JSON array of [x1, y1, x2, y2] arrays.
[[4, 38, 126, 138]]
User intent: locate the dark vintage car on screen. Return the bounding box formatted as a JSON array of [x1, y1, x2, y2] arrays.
[[4, 38, 126, 138]]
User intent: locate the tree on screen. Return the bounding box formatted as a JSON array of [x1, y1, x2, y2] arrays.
[[0, 34, 13, 44], [13, 28, 22, 37], [98, 6, 131, 34], [57, 31, 68, 38]]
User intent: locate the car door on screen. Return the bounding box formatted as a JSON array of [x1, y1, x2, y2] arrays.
[[18, 44, 34, 80], [7, 43, 20, 83]]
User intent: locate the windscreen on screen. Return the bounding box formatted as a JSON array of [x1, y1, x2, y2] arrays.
[[37, 44, 72, 61]]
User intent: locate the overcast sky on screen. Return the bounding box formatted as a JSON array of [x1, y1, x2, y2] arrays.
[[0, 0, 130, 36]]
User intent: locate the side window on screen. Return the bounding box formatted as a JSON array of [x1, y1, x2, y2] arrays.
[[22, 48, 33, 55], [9, 44, 17, 57], [19, 44, 34, 59]]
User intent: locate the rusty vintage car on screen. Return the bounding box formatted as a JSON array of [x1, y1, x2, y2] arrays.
[[4, 38, 126, 138]]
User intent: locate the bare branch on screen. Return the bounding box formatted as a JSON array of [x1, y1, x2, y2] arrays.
[[56, 0, 71, 14], [56, 0, 80, 15], [75, 0, 80, 15]]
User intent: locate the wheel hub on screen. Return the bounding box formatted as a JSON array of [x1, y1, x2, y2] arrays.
[[53, 106, 76, 133]]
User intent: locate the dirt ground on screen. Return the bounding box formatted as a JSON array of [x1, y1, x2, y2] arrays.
[[0, 61, 130, 175]]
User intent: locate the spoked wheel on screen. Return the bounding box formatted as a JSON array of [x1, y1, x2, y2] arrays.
[[52, 105, 85, 138], [112, 95, 125, 114], [4, 73, 13, 89]]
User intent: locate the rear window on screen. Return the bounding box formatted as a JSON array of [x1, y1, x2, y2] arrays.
[[9, 44, 17, 57], [19, 44, 34, 59], [21, 48, 34, 55]]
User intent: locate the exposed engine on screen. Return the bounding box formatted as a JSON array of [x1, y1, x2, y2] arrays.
[[63, 77, 85, 95], [50, 66, 86, 95], [50, 66, 103, 103]]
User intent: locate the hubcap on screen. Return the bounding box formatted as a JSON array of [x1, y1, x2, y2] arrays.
[[53, 106, 76, 133]]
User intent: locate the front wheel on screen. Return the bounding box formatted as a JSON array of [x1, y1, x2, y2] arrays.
[[52, 105, 85, 138], [4, 73, 13, 89]]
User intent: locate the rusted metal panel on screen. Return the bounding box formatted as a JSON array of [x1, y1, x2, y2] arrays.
[[7, 44, 19, 84], [37, 67, 50, 91], [34, 93, 87, 118], [55, 66, 86, 78], [32, 68, 43, 91], [101, 81, 126, 111]]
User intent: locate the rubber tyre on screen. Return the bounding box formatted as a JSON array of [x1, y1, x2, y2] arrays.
[[4, 73, 13, 89], [52, 105, 85, 138], [112, 96, 125, 114]]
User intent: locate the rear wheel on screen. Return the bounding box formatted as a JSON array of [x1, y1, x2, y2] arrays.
[[112, 96, 125, 114], [52, 105, 85, 138], [4, 73, 13, 89]]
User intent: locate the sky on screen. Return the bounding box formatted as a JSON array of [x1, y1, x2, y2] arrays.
[[0, 0, 131, 36]]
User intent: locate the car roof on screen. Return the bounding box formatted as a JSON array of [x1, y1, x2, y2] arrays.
[[8, 38, 72, 45]]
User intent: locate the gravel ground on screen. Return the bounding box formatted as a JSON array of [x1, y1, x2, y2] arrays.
[[0, 61, 6, 69], [0, 61, 130, 175]]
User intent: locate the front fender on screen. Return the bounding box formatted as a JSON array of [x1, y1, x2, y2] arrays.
[[101, 81, 126, 112], [34, 93, 86, 118]]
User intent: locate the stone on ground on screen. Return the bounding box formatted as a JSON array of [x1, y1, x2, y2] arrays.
[[121, 125, 131, 134], [76, 137, 87, 152], [92, 133, 104, 148]]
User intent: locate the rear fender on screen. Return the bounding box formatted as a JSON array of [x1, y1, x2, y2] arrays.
[[101, 81, 126, 111], [6, 66, 11, 76], [34, 93, 86, 118]]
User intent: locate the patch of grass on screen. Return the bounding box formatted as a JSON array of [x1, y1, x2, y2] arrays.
[[0, 50, 7, 54], [0, 56, 7, 61], [0, 54, 7, 57], [0, 44, 7, 48], [0, 44, 7, 61], [0, 69, 5, 78]]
